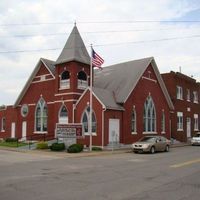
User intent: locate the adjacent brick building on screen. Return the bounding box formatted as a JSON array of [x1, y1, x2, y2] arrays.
[[0, 25, 174, 147], [162, 71, 200, 142]]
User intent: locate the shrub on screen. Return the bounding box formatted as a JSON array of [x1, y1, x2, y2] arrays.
[[92, 146, 102, 151], [5, 138, 18, 143], [36, 141, 49, 149], [50, 143, 65, 151], [67, 143, 84, 153]]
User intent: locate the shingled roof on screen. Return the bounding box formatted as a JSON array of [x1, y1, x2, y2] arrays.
[[55, 25, 90, 65], [93, 87, 124, 110], [41, 58, 55, 75], [94, 57, 174, 110]]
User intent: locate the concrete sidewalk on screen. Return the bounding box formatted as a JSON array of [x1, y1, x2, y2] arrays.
[[0, 142, 190, 158]]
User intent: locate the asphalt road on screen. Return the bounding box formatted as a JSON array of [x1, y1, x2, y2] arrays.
[[0, 146, 199, 200]]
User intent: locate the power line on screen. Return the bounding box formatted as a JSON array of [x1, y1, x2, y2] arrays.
[[1, 27, 200, 38], [95, 35, 200, 47], [0, 34, 200, 54], [0, 20, 200, 26]]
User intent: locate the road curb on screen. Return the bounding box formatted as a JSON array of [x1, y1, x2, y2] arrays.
[[0, 143, 191, 158]]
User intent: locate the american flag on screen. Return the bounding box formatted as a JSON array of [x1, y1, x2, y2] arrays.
[[92, 48, 104, 68]]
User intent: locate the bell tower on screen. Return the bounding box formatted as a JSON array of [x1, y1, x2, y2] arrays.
[[54, 25, 91, 123]]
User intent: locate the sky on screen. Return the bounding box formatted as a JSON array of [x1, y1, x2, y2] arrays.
[[0, 0, 200, 105]]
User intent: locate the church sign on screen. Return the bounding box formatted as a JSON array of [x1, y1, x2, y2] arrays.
[[56, 123, 84, 139]]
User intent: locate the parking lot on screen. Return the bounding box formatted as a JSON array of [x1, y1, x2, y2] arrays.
[[0, 146, 200, 200]]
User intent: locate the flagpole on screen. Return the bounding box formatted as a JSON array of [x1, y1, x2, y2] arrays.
[[89, 44, 93, 151]]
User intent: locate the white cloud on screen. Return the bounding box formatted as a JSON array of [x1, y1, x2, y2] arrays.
[[0, 0, 200, 104]]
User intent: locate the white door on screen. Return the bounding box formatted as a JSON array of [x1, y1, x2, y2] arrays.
[[11, 122, 16, 138], [187, 117, 191, 138], [22, 121, 27, 140], [109, 119, 120, 144]]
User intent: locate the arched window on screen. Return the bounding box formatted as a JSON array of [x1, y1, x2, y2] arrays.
[[143, 96, 156, 132], [58, 105, 68, 124], [35, 98, 47, 132], [78, 71, 88, 89], [161, 111, 165, 133], [81, 107, 96, 135], [131, 108, 137, 133], [60, 71, 70, 89]]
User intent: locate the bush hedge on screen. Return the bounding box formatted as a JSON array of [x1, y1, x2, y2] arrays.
[[67, 144, 84, 153], [50, 143, 65, 151], [92, 146, 102, 151], [36, 141, 49, 149], [5, 138, 18, 143]]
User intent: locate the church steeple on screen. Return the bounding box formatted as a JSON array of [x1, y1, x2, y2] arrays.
[[55, 25, 90, 65]]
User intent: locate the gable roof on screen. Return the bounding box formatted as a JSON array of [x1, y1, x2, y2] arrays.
[[94, 57, 174, 110], [75, 87, 124, 111], [94, 57, 152, 103], [55, 25, 90, 65], [14, 58, 55, 107], [93, 87, 124, 110], [41, 58, 56, 75]]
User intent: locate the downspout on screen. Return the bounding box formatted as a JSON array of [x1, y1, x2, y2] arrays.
[[72, 103, 76, 123], [102, 106, 106, 149]]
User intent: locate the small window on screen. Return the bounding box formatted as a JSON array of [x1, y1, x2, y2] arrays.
[[1, 117, 5, 131], [193, 91, 198, 103], [177, 112, 183, 131], [78, 71, 88, 89], [176, 86, 183, 100], [131, 108, 137, 133], [161, 111, 165, 133], [194, 114, 199, 131], [60, 71, 70, 89], [186, 89, 190, 101], [61, 71, 70, 80], [58, 105, 68, 124], [21, 104, 29, 117]]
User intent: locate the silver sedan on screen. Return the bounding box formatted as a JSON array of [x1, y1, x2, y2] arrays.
[[132, 136, 170, 154]]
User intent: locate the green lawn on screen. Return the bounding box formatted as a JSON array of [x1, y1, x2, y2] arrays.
[[0, 141, 28, 148]]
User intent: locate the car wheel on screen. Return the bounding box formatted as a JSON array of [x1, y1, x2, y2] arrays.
[[150, 146, 155, 154], [165, 145, 169, 152]]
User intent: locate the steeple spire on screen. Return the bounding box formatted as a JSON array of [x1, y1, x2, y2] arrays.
[[55, 25, 90, 65]]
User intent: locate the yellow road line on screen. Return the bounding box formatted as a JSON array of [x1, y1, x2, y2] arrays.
[[170, 158, 200, 168]]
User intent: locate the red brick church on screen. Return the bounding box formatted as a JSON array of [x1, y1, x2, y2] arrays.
[[0, 25, 174, 148]]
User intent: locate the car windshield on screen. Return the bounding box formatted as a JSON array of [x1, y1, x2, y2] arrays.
[[140, 137, 156, 142], [194, 134, 200, 137]]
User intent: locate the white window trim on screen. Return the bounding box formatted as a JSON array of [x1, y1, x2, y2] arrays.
[[83, 132, 97, 136], [1, 117, 5, 132], [177, 112, 183, 131], [35, 98, 48, 133], [58, 105, 69, 124], [161, 110, 165, 134], [59, 79, 70, 90], [34, 131, 48, 134], [81, 107, 97, 136], [194, 114, 199, 131], [176, 86, 183, 100], [186, 89, 190, 102], [77, 80, 88, 90], [143, 96, 156, 132], [143, 132, 158, 134], [131, 108, 137, 134], [193, 91, 198, 104]]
